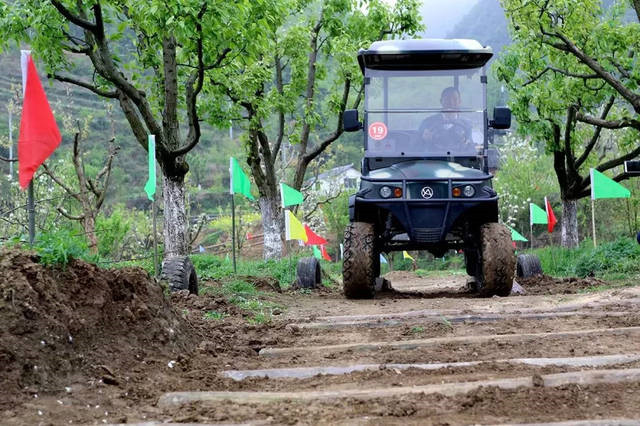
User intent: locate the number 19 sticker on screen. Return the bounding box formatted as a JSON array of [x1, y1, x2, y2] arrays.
[[368, 122, 388, 140]]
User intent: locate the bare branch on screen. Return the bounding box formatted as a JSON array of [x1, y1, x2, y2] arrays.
[[50, 0, 98, 32], [52, 73, 118, 98], [575, 95, 615, 168], [575, 111, 640, 130], [0, 155, 17, 163]]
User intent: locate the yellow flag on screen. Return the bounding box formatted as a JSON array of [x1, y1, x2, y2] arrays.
[[284, 210, 308, 242], [403, 250, 414, 261]]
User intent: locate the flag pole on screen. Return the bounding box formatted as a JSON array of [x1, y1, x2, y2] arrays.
[[8, 109, 13, 179], [27, 180, 35, 245], [231, 193, 237, 274], [530, 223, 533, 250], [152, 197, 158, 277], [591, 198, 597, 247]]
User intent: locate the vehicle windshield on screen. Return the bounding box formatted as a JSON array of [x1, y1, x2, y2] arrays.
[[365, 68, 485, 157]]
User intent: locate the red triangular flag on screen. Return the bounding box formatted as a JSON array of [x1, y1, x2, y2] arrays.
[[545, 196, 557, 233], [320, 245, 332, 261], [304, 224, 328, 246], [18, 51, 61, 189]]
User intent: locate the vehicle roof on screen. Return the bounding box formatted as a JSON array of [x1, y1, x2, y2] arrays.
[[358, 39, 493, 72]]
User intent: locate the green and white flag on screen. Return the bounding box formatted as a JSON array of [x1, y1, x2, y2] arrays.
[[590, 168, 630, 200], [280, 182, 303, 208], [229, 157, 255, 200], [144, 135, 156, 201], [508, 225, 528, 242], [529, 203, 548, 226]]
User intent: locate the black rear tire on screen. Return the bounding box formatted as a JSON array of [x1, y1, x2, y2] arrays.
[[476, 223, 515, 297], [297, 257, 321, 288], [162, 256, 198, 295], [516, 254, 543, 278], [342, 222, 377, 299]]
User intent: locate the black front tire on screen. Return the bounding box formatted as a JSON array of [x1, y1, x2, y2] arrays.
[[162, 256, 198, 295], [342, 222, 377, 299]]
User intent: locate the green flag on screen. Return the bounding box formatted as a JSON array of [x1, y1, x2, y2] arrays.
[[508, 225, 528, 242], [529, 203, 548, 225], [230, 157, 255, 200], [312, 245, 322, 260], [590, 168, 630, 200], [144, 135, 156, 201], [280, 182, 303, 208]]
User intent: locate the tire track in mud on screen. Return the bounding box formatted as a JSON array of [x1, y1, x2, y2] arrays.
[[154, 277, 640, 425]]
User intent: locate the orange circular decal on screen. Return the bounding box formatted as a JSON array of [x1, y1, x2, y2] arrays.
[[368, 122, 388, 140]]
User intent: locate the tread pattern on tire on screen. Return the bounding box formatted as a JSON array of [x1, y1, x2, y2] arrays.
[[162, 256, 198, 294], [477, 223, 515, 297], [342, 222, 377, 299], [517, 254, 543, 278]]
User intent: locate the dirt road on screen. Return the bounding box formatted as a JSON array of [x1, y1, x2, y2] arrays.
[[3, 259, 640, 425]]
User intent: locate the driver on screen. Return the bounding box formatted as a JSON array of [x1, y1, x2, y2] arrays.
[[418, 87, 473, 151]]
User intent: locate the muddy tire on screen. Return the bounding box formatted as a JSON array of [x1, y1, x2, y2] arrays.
[[342, 222, 377, 299], [516, 254, 543, 278], [162, 256, 198, 295], [297, 257, 321, 288], [476, 223, 515, 297]]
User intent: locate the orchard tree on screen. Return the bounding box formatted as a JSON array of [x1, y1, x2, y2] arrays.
[[0, 0, 284, 258], [207, 0, 422, 259], [497, 0, 640, 247]]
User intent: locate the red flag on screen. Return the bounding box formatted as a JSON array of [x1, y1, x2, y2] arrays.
[[18, 51, 61, 189], [304, 224, 328, 246], [545, 196, 557, 233], [246, 232, 253, 240], [320, 245, 332, 261]]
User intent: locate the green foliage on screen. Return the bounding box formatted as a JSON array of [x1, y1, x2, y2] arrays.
[[529, 237, 640, 278], [34, 228, 91, 267], [203, 310, 226, 320], [190, 253, 301, 286], [493, 135, 557, 231], [223, 280, 257, 298]]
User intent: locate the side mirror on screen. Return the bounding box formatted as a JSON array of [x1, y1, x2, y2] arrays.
[[490, 106, 511, 129], [343, 109, 362, 132]]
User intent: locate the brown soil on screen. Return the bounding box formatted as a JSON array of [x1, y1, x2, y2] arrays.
[[518, 274, 609, 295], [2, 251, 640, 425]]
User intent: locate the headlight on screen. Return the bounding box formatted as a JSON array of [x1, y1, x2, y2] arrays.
[[463, 185, 475, 197], [379, 186, 392, 198]]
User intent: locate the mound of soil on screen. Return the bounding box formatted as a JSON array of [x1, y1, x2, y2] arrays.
[[0, 249, 195, 408], [518, 274, 608, 295]]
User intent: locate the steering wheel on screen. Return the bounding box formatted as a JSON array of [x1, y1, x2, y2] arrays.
[[421, 120, 472, 152]]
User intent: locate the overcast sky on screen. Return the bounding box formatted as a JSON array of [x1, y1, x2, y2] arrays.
[[419, 0, 480, 38]]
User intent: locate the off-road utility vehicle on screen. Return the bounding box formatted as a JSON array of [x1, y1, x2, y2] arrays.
[[342, 39, 515, 298]]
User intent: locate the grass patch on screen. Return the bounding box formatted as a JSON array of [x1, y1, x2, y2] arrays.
[[527, 237, 640, 279], [203, 310, 226, 320]]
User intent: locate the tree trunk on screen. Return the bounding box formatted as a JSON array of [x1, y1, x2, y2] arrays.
[[162, 173, 188, 257], [561, 198, 579, 248], [259, 196, 283, 260], [83, 214, 98, 255]]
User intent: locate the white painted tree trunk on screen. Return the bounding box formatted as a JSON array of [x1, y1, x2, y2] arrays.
[[561, 198, 579, 248], [260, 197, 283, 259], [162, 173, 188, 257]]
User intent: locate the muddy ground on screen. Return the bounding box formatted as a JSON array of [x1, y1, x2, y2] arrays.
[[1, 248, 640, 425]]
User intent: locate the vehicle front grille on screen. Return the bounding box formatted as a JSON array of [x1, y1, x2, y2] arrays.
[[413, 227, 442, 243]]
